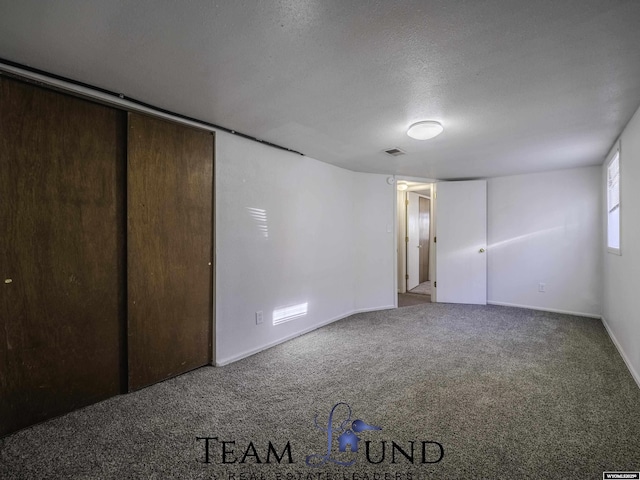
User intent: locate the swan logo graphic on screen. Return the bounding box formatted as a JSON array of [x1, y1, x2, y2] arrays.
[[305, 402, 382, 467]]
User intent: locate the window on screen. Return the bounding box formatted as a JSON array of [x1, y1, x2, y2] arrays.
[[607, 149, 621, 254]]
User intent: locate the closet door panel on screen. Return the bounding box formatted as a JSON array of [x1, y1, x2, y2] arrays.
[[127, 113, 213, 391], [0, 78, 124, 436]]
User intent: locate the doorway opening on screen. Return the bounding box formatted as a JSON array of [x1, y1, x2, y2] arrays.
[[396, 179, 435, 307]]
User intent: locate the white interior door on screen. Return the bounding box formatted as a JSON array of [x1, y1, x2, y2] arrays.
[[434, 180, 487, 304], [407, 192, 420, 290]]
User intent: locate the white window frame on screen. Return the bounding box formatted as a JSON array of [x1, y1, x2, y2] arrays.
[[606, 146, 621, 255]]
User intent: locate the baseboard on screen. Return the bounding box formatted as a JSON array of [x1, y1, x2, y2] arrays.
[[215, 305, 394, 366], [353, 305, 396, 315], [487, 301, 601, 319], [601, 316, 640, 390]]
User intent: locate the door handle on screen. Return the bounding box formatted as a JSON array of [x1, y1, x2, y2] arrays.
[[479, 248, 486, 253]]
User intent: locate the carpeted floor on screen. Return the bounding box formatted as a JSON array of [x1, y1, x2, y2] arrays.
[[409, 281, 431, 295], [1, 303, 639, 479], [398, 292, 431, 307]]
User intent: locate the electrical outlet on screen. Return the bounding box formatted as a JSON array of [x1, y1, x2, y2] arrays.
[[255, 311, 263, 325], [538, 283, 546, 293]]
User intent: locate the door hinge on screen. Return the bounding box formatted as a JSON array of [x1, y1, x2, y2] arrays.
[[405, 236, 409, 243], [405, 274, 409, 280], [434, 281, 437, 288], [405, 199, 409, 206], [434, 236, 437, 243]]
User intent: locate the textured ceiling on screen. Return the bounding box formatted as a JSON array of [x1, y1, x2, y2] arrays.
[[1, 0, 639, 179]]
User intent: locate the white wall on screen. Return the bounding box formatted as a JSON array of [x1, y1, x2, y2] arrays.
[[487, 166, 602, 317], [215, 131, 394, 365], [602, 105, 640, 387], [353, 175, 396, 310], [214, 128, 616, 368]]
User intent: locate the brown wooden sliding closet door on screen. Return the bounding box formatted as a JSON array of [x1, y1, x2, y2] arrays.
[[127, 113, 213, 391], [0, 78, 125, 436]]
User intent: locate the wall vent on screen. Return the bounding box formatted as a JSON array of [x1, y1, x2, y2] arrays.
[[384, 147, 405, 157]]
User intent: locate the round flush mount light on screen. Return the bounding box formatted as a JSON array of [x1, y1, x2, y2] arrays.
[[407, 121, 444, 140], [397, 182, 408, 191]]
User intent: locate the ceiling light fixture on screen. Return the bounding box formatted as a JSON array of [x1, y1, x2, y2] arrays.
[[407, 121, 444, 140], [397, 182, 408, 191]]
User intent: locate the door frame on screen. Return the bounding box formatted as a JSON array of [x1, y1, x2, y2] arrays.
[[393, 176, 437, 303], [407, 191, 432, 292]]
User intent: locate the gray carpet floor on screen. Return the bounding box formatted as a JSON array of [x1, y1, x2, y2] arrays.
[[398, 292, 431, 307], [1, 303, 639, 479], [409, 281, 431, 295]]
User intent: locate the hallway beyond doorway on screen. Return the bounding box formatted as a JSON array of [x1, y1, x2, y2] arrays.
[[409, 280, 431, 295], [398, 291, 431, 307]]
